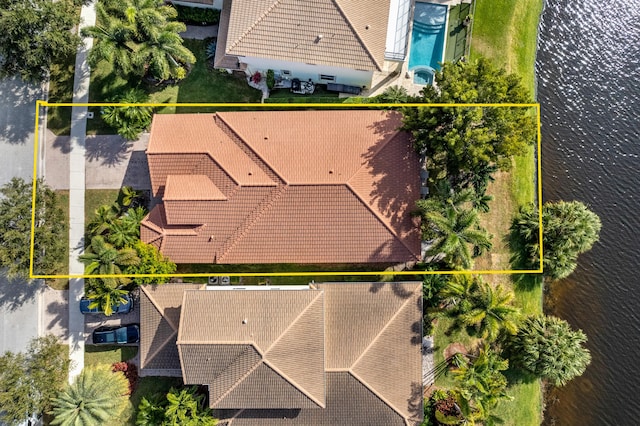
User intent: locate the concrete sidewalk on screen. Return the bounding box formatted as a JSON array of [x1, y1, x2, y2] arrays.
[[67, 0, 96, 383]]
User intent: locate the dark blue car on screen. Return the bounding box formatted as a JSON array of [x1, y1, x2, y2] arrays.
[[79, 294, 133, 315], [92, 324, 140, 345]]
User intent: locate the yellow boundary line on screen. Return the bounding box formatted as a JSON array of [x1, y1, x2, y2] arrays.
[[30, 101, 543, 279]]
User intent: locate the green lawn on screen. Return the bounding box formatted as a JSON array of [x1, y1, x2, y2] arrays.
[[47, 190, 70, 290], [468, 0, 544, 424], [84, 345, 138, 366], [470, 0, 543, 94], [85, 189, 120, 225]]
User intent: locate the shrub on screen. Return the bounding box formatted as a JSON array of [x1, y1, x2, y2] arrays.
[[112, 362, 138, 395], [173, 4, 220, 25], [266, 69, 275, 90]]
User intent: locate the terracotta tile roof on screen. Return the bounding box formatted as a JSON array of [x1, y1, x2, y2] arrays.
[[141, 111, 421, 264], [164, 175, 228, 201], [139, 282, 423, 424], [219, 0, 389, 72]]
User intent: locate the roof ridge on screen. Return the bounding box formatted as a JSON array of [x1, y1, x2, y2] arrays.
[[331, 0, 383, 71], [140, 286, 179, 332], [261, 292, 326, 408], [344, 184, 418, 260], [211, 357, 265, 406], [217, 185, 288, 262], [351, 286, 418, 369], [349, 370, 410, 424], [215, 113, 286, 184], [139, 286, 178, 369], [226, 0, 282, 52]]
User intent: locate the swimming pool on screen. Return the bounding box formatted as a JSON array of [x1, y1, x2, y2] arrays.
[[408, 2, 448, 84]]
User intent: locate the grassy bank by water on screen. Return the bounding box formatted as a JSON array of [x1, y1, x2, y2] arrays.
[[471, 0, 544, 425]]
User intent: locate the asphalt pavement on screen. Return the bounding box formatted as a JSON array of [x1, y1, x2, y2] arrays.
[[0, 76, 45, 355]]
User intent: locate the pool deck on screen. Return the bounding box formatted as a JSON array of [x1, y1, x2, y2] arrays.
[[367, 0, 472, 97]]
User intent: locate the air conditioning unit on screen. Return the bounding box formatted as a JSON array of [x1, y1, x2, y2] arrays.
[[208, 276, 219, 285]]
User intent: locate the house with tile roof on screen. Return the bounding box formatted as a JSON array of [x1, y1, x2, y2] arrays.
[[139, 282, 423, 425], [140, 110, 421, 265], [176, 0, 411, 89]]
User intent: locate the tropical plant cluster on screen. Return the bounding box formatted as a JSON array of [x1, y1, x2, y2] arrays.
[[421, 273, 592, 425], [101, 88, 154, 140], [136, 386, 218, 426], [82, 0, 196, 83], [0, 336, 70, 425], [112, 361, 139, 395], [80, 186, 176, 315]]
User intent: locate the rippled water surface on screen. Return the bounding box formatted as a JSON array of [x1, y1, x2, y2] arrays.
[[536, 0, 640, 424]]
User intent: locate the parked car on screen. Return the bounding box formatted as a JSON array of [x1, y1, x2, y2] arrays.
[[79, 294, 133, 315], [92, 324, 140, 345]]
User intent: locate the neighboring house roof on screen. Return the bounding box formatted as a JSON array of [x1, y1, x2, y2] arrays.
[[139, 282, 423, 425], [140, 111, 421, 265], [215, 0, 390, 71]]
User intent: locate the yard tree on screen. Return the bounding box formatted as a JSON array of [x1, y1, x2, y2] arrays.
[[505, 315, 591, 386], [0, 0, 84, 81], [510, 200, 601, 280], [136, 386, 217, 426], [85, 279, 130, 316], [402, 58, 536, 192], [0, 335, 70, 425], [0, 178, 66, 279], [126, 241, 177, 286], [101, 89, 153, 140], [50, 365, 130, 426]]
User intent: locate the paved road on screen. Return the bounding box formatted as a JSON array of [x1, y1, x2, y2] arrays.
[[0, 76, 45, 354]]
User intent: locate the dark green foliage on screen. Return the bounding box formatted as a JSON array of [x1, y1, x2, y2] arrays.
[[101, 89, 153, 140], [266, 69, 275, 90], [136, 386, 217, 426], [509, 201, 601, 280], [173, 4, 220, 25], [504, 315, 591, 387], [0, 0, 82, 81], [0, 335, 69, 425], [0, 178, 67, 279], [402, 58, 536, 192], [370, 85, 412, 103], [126, 241, 177, 286]]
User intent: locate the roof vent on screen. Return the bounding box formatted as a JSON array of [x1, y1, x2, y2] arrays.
[[315, 34, 323, 43], [264, 135, 268, 140], [329, 169, 334, 174], [248, 171, 253, 176], [365, 25, 370, 30], [242, 318, 248, 325]]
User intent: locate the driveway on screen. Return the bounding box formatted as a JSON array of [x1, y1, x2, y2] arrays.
[[0, 76, 46, 354], [0, 76, 44, 182], [84, 288, 140, 347], [46, 132, 150, 190]]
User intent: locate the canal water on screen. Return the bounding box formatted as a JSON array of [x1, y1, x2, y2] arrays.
[[536, 0, 640, 424]]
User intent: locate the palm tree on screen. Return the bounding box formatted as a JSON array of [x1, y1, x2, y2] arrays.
[[137, 21, 195, 81], [458, 281, 520, 341], [79, 236, 140, 287], [81, 3, 139, 77], [422, 205, 492, 269], [450, 346, 511, 424], [50, 365, 129, 426], [164, 387, 216, 426], [107, 218, 140, 248], [102, 89, 153, 140], [86, 203, 120, 238], [85, 279, 130, 316], [505, 315, 591, 386]]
